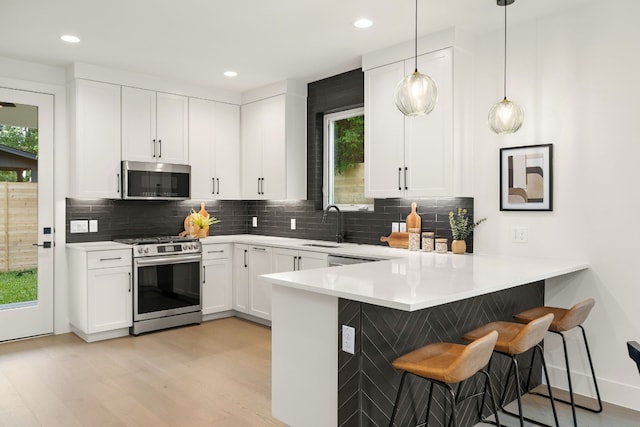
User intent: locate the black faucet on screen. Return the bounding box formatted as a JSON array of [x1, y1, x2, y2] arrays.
[[322, 204, 343, 243]]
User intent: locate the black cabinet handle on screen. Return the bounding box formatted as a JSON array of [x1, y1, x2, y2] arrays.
[[217, 178, 220, 195], [128, 272, 131, 293], [158, 139, 162, 158], [203, 265, 206, 284], [152, 139, 156, 158], [212, 177, 215, 194], [404, 167, 408, 190], [398, 167, 402, 190], [117, 173, 120, 193], [243, 249, 247, 268]]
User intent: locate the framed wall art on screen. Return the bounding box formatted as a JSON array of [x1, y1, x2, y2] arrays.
[[500, 144, 553, 211]]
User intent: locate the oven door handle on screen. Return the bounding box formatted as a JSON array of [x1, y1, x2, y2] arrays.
[[135, 254, 202, 266]]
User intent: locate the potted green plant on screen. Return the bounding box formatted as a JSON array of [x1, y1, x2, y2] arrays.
[[448, 208, 486, 254]]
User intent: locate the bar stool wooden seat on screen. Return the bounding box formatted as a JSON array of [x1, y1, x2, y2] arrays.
[[388, 331, 501, 427], [462, 313, 559, 427], [514, 298, 602, 427]]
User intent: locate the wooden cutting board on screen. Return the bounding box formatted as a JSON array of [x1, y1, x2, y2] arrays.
[[406, 202, 421, 229], [380, 232, 409, 249]]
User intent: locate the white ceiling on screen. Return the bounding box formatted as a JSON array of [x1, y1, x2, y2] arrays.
[[0, 0, 595, 93]]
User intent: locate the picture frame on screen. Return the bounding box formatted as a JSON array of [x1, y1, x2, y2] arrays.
[[500, 144, 553, 211]]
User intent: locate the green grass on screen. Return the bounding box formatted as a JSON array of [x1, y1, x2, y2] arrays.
[[0, 269, 37, 305]]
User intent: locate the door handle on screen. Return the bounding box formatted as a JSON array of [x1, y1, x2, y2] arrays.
[[32, 242, 52, 249]]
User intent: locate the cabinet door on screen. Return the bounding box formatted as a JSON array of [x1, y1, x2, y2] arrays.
[[87, 266, 132, 333], [404, 50, 453, 197], [298, 250, 328, 270], [189, 98, 215, 200], [214, 102, 241, 199], [272, 248, 298, 273], [364, 61, 406, 198], [72, 80, 121, 198], [233, 245, 250, 313], [122, 87, 157, 162], [248, 246, 273, 320], [240, 101, 263, 198], [202, 258, 233, 314], [156, 92, 189, 164], [260, 95, 286, 199]]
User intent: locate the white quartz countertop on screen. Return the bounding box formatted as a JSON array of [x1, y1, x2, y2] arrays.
[[66, 241, 132, 251], [261, 252, 589, 311]]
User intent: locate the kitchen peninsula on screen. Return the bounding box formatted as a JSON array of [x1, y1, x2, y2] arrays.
[[261, 252, 588, 427]]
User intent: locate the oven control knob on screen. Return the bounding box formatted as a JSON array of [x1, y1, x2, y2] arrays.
[[143, 247, 149, 254], [182, 244, 188, 250], [137, 247, 143, 254]]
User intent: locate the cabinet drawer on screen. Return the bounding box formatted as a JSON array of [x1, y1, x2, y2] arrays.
[[202, 243, 232, 260], [87, 249, 131, 269]]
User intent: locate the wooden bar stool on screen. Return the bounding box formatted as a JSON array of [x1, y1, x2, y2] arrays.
[[462, 313, 559, 427], [514, 298, 602, 427], [388, 330, 501, 427]]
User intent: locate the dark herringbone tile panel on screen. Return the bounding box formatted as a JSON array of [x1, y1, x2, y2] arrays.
[[338, 282, 545, 427]]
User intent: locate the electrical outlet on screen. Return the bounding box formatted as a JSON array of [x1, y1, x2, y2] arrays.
[[392, 222, 399, 232], [399, 222, 407, 232], [89, 220, 98, 232], [291, 218, 296, 230], [252, 217, 258, 228], [511, 227, 528, 243], [70, 220, 88, 233], [342, 325, 355, 354]]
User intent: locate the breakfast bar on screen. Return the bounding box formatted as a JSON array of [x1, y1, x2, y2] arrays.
[[261, 252, 588, 427]]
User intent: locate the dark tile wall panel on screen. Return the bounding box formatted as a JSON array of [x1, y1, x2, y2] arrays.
[[66, 199, 248, 243], [338, 282, 545, 427]]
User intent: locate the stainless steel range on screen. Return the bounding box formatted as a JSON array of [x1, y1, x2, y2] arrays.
[[116, 236, 202, 335]]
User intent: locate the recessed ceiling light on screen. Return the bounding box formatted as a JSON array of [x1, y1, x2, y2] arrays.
[[61, 34, 81, 43], [224, 71, 238, 77], [353, 18, 373, 29]]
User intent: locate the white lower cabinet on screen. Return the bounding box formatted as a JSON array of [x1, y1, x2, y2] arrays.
[[68, 247, 133, 342], [201, 243, 233, 315], [232, 244, 274, 321], [272, 248, 328, 273]]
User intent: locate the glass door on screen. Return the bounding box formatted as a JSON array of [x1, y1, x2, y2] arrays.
[[0, 88, 54, 341]]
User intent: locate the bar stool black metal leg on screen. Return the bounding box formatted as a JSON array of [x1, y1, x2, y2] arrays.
[[479, 369, 502, 427], [537, 344, 560, 427], [389, 371, 408, 427], [512, 356, 525, 427], [579, 325, 603, 413], [560, 331, 579, 427], [424, 381, 435, 426], [446, 383, 457, 427]]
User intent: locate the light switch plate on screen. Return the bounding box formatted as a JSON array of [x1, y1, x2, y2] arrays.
[[342, 325, 355, 354], [291, 218, 296, 230], [511, 227, 528, 243], [70, 220, 88, 233], [252, 217, 258, 227]]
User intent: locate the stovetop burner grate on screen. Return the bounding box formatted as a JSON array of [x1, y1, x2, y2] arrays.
[[115, 236, 198, 245]]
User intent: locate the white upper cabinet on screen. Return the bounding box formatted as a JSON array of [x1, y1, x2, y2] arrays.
[[365, 48, 453, 198], [240, 82, 306, 200], [69, 79, 122, 199], [189, 98, 241, 200], [122, 87, 188, 164]]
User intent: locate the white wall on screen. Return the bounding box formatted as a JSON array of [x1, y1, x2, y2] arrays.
[[473, 0, 640, 410]]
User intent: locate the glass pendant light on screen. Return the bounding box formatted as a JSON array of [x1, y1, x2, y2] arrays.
[[394, 0, 437, 116], [488, 0, 523, 134]]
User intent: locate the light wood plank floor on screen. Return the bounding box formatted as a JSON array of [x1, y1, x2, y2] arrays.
[[0, 318, 285, 427], [1, 318, 638, 426]]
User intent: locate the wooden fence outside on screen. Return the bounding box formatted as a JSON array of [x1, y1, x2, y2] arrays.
[[0, 182, 37, 272]]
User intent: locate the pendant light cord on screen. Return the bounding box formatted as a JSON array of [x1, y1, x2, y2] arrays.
[[414, 0, 418, 72], [503, 1, 508, 100]]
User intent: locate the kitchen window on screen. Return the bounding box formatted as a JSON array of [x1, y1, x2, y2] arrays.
[[323, 108, 372, 210]]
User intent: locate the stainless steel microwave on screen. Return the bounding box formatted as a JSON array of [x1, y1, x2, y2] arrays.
[[122, 161, 191, 200]]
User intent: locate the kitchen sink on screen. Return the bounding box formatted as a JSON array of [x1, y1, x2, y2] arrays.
[[301, 243, 340, 248]]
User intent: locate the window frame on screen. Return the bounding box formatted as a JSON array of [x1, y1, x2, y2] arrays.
[[322, 107, 371, 211]]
